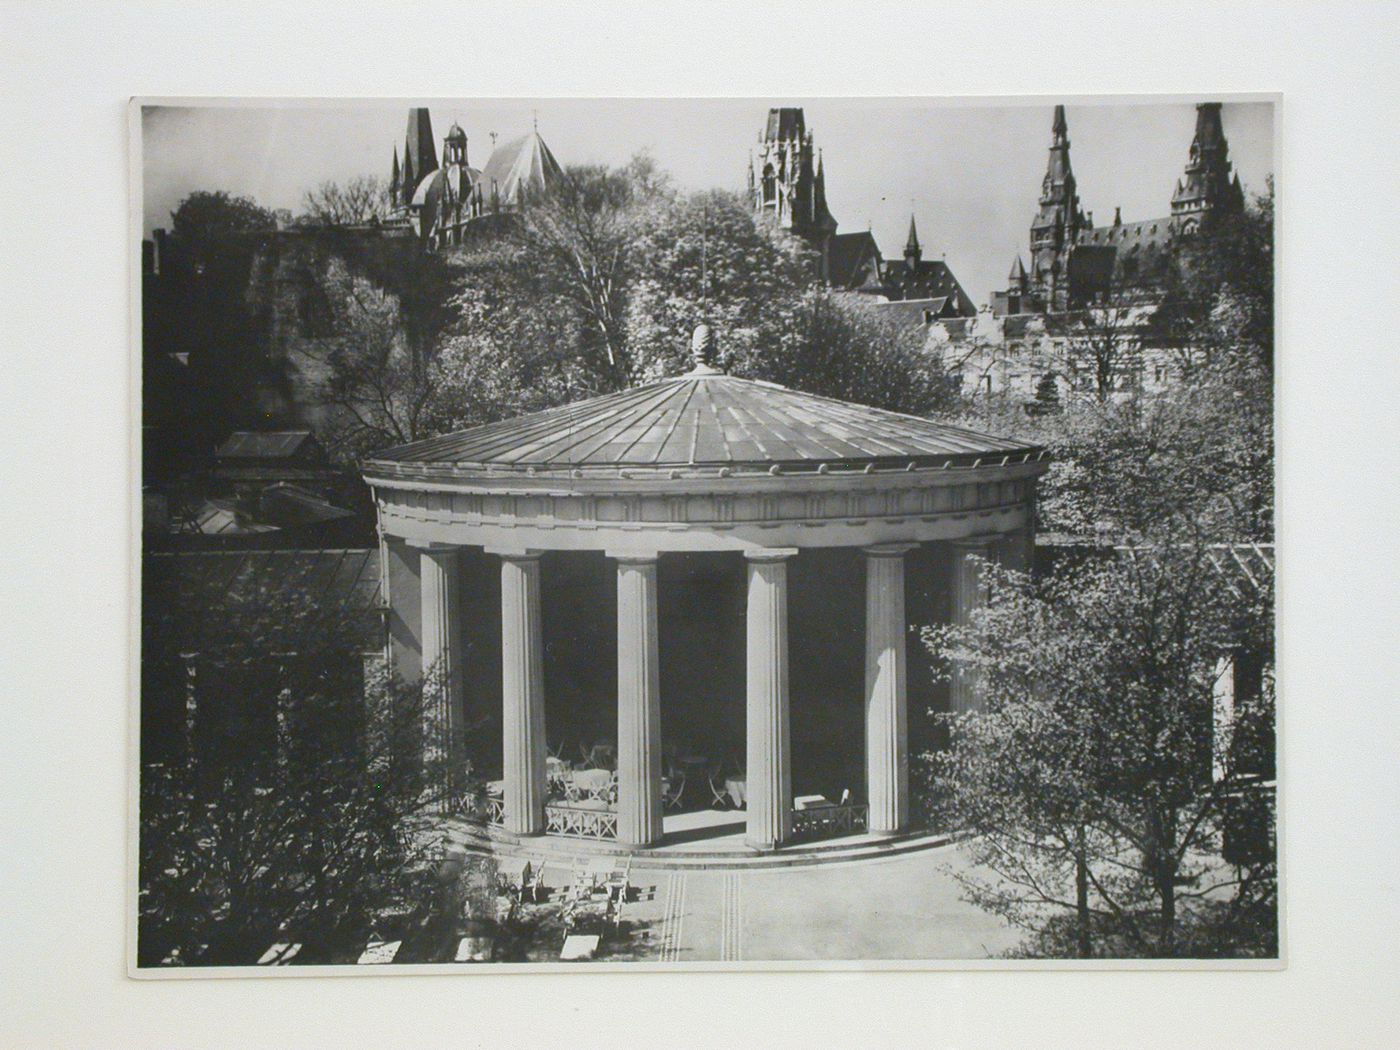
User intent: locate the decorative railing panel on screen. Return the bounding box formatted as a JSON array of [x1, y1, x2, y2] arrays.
[[545, 802, 618, 840], [790, 803, 868, 841], [486, 795, 505, 826]]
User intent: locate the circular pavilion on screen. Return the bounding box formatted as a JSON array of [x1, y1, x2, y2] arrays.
[[361, 330, 1048, 853]]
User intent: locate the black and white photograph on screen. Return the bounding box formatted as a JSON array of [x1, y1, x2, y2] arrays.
[[136, 95, 1277, 969], [10, 3, 1400, 1045]]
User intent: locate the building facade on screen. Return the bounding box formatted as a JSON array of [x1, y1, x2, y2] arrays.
[[995, 102, 1247, 316], [387, 108, 564, 250], [749, 107, 977, 316]]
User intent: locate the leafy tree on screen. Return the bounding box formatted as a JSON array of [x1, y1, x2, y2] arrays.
[[138, 577, 465, 967], [1045, 296, 1146, 401], [513, 162, 656, 387], [621, 188, 814, 379], [170, 190, 276, 243], [1027, 372, 1062, 415], [921, 542, 1276, 958], [159, 192, 286, 456], [1151, 181, 1274, 379], [301, 175, 392, 226]]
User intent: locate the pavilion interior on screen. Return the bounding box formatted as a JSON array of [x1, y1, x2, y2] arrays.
[[387, 540, 956, 812]]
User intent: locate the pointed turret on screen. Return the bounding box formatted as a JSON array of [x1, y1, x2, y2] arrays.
[[1008, 254, 1028, 291], [390, 146, 400, 204], [904, 214, 922, 268], [402, 107, 438, 208], [1030, 104, 1087, 309], [1171, 102, 1242, 224]]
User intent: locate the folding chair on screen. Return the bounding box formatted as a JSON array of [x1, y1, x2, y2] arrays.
[[708, 774, 731, 809], [605, 857, 631, 906], [662, 772, 686, 811]]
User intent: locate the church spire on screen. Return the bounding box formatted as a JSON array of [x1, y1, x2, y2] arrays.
[[904, 214, 922, 267], [1171, 102, 1242, 224], [1009, 254, 1028, 290], [1029, 104, 1086, 311]]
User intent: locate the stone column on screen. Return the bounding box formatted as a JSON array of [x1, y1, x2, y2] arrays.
[[495, 549, 547, 836], [744, 548, 798, 849], [414, 543, 465, 807], [864, 543, 917, 834], [612, 553, 663, 847], [950, 537, 995, 716]]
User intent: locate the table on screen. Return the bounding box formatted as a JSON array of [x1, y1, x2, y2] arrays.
[[356, 939, 401, 965], [560, 934, 600, 961], [572, 768, 614, 799]]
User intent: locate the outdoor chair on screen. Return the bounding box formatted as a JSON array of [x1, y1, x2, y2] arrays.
[[708, 773, 731, 810], [605, 858, 631, 910], [662, 772, 686, 811], [527, 860, 547, 903]]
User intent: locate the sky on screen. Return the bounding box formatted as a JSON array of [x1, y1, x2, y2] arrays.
[[142, 97, 1274, 306]]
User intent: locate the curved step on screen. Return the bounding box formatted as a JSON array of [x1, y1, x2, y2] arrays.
[[438, 817, 960, 871]]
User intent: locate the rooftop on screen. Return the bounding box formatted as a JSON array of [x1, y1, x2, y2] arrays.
[[366, 368, 1041, 479]]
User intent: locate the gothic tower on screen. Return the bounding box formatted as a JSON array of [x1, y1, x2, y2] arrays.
[[399, 107, 438, 208], [1029, 105, 1088, 310], [1170, 102, 1246, 232], [753, 108, 835, 242]]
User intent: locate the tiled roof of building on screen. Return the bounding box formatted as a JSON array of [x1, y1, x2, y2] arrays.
[[827, 231, 882, 289], [867, 297, 953, 327], [1078, 216, 1174, 254], [214, 430, 322, 462], [481, 132, 564, 203], [366, 370, 1041, 478]]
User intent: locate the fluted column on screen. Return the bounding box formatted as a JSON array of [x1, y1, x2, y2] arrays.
[[612, 553, 663, 846], [951, 537, 995, 716], [495, 549, 547, 836], [745, 548, 797, 849], [413, 543, 465, 806], [864, 543, 917, 834]]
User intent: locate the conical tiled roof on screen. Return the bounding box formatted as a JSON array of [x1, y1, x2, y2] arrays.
[[482, 131, 563, 203], [366, 371, 1041, 479]]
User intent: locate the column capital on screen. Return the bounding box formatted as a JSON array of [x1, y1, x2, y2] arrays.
[[606, 550, 660, 565], [744, 547, 800, 563], [407, 539, 461, 553], [861, 541, 919, 557], [485, 545, 544, 561]]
